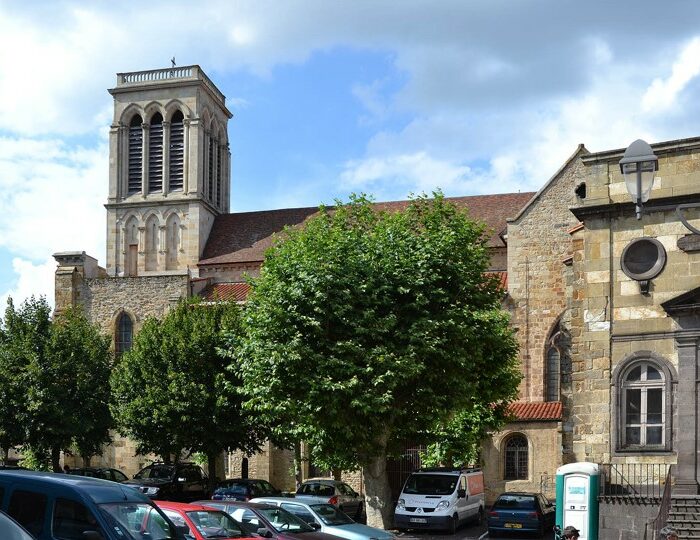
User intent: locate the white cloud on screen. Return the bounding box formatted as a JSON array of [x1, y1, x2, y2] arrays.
[[642, 37, 700, 113], [0, 257, 57, 314]]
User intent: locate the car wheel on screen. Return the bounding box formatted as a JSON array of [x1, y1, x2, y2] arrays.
[[448, 514, 458, 535]]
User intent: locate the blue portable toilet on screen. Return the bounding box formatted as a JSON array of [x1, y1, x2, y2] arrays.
[[555, 462, 599, 540]]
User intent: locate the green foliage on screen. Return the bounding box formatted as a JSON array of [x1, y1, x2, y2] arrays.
[[19, 446, 51, 471], [235, 193, 521, 472], [110, 298, 263, 464]]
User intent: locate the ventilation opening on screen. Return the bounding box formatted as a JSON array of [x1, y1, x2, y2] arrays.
[[148, 113, 164, 193], [169, 110, 184, 191], [574, 182, 586, 199], [216, 142, 223, 207], [127, 115, 143, 195]]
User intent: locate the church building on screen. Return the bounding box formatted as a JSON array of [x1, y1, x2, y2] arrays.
[[54, 65, 700, 537]]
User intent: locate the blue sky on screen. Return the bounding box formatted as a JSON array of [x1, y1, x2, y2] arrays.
[[2, 0, 700, 309]]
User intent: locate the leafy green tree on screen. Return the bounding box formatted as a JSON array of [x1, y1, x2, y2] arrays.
[[235, 194, 521, 528], [50, 308, 113, 466], [111, 298, 263, 487]]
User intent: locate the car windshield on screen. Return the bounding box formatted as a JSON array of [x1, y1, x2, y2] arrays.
[[493, 495, 537, 509], [258, 507, 315, 533], [186, 510, 245, 538], [99, 503, 175, 540], [134, 465, 174, 480], [216, 483, 247, 495], [402, 474, 458, 495], [309, 504, 354, 526]]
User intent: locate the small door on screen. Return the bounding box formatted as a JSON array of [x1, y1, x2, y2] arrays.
[[127, 244, 138, 276]]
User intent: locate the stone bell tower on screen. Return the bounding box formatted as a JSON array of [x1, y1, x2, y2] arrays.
[[105, 65, 232, 277]]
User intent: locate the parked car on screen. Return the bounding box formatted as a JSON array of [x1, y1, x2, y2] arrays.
[[251, 497, 394, 540], [67, 467, 129, 483], [213, 478, 282, 501], [296, 478, 363, 519], [156, 500, 257, 540], [0, 510, 33, 540], [194, 500, 342, 540], [124, 461, 209, 502], [487, 492, 555, 537], [0, 469, 179, 540], [394, 467, 485, 533]]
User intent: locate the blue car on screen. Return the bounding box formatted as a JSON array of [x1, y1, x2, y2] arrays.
[[252, 497, 395, 540], [487, 492, 555, 537]]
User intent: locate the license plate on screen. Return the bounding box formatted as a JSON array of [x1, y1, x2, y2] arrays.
[[409, 518, 427, 524], [504, 523, 523, 529]]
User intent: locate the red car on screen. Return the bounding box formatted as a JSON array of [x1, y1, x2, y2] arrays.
[[155, 500, 258, 540]]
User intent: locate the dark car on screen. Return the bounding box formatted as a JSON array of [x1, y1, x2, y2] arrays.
[[213, 478, 282, 501], [487, 492, 555, 537], [195, 500, 342, 540], [124, 461, 209, 502], [67, 466, 129, 483]]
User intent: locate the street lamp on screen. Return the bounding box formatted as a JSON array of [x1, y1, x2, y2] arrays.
[[619, 139, 658, 219]]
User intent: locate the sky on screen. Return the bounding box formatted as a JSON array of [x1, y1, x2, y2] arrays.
[[2, 0, 700, 311]]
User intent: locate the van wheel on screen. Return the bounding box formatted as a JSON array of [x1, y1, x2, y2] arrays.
[[448, 514, 458, 535]]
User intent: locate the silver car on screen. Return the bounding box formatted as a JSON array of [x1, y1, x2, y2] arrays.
[[296, 478, 363, 519], [252, 498, 394, 540]]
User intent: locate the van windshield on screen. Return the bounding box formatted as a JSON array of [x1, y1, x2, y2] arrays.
[[99, 503, 175, 540], [403, 474, 458, 495]]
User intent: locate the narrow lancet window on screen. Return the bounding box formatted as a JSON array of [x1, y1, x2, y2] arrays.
[[148, 113, 164, 192], [169, 110, 184, 191], [127, 115, 143, 195]]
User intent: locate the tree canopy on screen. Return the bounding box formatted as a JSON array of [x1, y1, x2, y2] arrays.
[[111, 298, 263, 483], [235, 194, 521, 528]]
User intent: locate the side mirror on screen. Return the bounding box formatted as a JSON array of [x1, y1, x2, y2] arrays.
[[257, 528, 274, 538], [457, 489, 466, 499]]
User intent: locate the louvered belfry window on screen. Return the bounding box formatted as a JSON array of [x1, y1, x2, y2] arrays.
[[208, 135, 215, 200], [216, 142, 223, 207], [169, 110, 184, 191], [127, 115, 143, 195], [148, 113, 164, 192]]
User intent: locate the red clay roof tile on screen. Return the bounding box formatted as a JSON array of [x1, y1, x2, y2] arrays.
[[508, 401, 562, 422], [199, 282, 250, 302]]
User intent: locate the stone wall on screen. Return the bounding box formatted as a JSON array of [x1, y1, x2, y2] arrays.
[[481, 421, 561, 503], [506, 147, 586, 402], [598, 500, 658, 540]]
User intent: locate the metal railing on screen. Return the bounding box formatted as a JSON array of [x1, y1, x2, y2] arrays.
[[116, 66, 227, 104], [599, 463, 671, 501], [644, 465, 674, 540]]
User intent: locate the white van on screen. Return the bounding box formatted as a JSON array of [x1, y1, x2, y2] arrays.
[[393, 467, 485, 533]]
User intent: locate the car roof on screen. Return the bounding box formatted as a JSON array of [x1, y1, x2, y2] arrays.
[[0, 470, 147, 504], [156, 500, 220, 511], [496, 492, 541, 497]]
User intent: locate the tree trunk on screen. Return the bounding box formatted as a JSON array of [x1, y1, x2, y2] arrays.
[[362, 453, 393, 529], [2, 446, 9, 465], [207, 451, 218, 494], [83, 454, 91, 468], [293, 442, 303, 490], [51, 446, 61, 473]]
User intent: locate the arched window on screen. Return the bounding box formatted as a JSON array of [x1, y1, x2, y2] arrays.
[[127, 115, 143, 195], [169, 110, 184, 191], [144, 215, 159, 271], [165, 213, 180, 271], [621, 362, 665, 448], [115, 312, 133, 357], [504, 434, 528, 480], [216, 141, 223, 207], [148, 113, 164, 192], [546, 347, 560, 401]]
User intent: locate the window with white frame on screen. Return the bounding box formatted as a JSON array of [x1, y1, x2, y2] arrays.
[[621, 362, 665, 448]]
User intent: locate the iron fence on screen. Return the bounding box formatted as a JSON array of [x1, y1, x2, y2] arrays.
[[599, 463, 671, 501]]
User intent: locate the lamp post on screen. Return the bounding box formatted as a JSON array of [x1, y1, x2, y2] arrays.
[[619, 139, 659, 219]]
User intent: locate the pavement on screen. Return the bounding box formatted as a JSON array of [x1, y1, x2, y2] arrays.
[[394, 523, 556, 540]]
